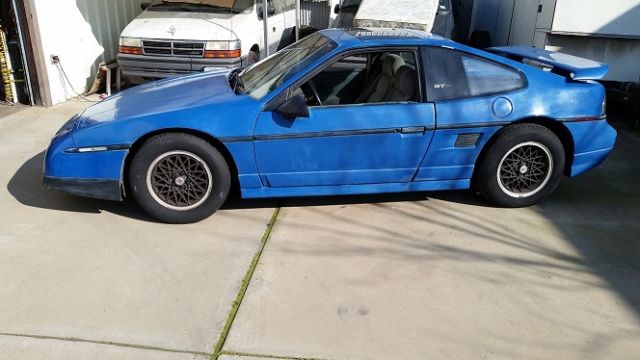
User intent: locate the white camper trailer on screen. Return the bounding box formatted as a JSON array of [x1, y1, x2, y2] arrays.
[[343, 0, 454, 37], [355, 0, 439, 32]]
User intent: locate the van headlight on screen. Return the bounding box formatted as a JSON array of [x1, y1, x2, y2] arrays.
[[119, 37, 143, 55], [205, 40, 241, 51], [120, 37, 142, 47], [204, 40, 242, 58]]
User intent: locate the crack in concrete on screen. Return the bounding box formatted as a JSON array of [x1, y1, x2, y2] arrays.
[[220, 350, 332, 360], [210, 207, 282, 360], [0, 331, 210, 356]]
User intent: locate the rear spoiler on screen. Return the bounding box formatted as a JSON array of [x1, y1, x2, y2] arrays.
[[487, 45, 609, 81]]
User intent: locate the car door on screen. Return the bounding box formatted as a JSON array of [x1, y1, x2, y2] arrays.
[[415, 46, 527, 181], [253, 49, 436, 188]]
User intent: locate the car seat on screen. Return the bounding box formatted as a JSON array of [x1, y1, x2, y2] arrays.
[[355, 53, 405, 103], [385, 65, 418, 102]]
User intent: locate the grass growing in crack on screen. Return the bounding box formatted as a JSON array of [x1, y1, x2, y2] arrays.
[[211, 207, 281, 360], [220, 350, 331, 360]]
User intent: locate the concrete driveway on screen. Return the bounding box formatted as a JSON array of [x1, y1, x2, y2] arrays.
[[0, 101, 639, 360]]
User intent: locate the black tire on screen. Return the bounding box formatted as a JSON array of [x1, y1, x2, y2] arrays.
[[129, 133, 231, 224], [476, 123, 565, 208], [247, 50, 260, 65]]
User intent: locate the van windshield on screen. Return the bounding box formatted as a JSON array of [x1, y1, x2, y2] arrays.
[[237, 33, 338, 100], [148, 0, 254, 13]]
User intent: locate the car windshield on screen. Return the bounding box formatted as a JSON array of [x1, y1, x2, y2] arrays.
[[238, 33, 338, 100], [148, 0, 254, 13]]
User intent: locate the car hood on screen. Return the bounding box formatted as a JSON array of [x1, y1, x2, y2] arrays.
[[121, 10, 237, 41], [71, 70, 262, 148], [78, 70, 238, 127]]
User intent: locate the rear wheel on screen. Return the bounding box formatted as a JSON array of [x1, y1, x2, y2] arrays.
[[476, 123, 565, 207], [129, 133, 230, 223]]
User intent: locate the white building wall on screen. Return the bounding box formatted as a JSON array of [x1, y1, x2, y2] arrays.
[[469, 0, 640, 82], [552, 0, 640, 38], [32, 0, 143, 105], [546, 35, 640, 83]]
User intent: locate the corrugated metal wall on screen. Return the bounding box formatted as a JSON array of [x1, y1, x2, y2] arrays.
[[74, 0, 143, 64], [31, 0, 144, 104]]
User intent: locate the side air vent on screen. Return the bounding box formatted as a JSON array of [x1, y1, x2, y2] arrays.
[[455, 133, 481, 148]]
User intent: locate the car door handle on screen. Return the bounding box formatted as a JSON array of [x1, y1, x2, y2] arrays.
[[401, 127, 426, 134]]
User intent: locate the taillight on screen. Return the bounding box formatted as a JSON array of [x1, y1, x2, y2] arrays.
[[120, 46, 143, 55], [204, 49, 242, 59]]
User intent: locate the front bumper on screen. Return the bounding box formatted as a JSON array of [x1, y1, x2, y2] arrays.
[[43, 129, 128, 202], [43, 176, 122, 201], [117, 53, 242, 80]]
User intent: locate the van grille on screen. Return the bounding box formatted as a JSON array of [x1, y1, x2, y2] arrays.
[[142, 40, 205, 58]]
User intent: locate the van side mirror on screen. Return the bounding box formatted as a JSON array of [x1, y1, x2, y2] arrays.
[[141, 1, 152, 10], [334, 4, 340, 14], [258, 4, 276, 20], [276, 95, 309, 119]]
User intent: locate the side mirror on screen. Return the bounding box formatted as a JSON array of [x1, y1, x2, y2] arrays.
[[276, 95, 309, 119], [141, 1, 152, 10], [334, 4, 340, 14], [258, 4, 276, 19]]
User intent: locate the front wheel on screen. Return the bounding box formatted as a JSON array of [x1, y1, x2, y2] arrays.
[[476, 124, 565, 208], [247, 50, 260, 66], [129, 133, 230, 223]]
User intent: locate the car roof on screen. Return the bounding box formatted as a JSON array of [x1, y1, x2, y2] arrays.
[[319, 28, 453, 48]]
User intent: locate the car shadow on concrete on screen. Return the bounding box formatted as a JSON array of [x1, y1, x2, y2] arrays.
[[8, 151, 490, 221], [7, 151, 162, 222]]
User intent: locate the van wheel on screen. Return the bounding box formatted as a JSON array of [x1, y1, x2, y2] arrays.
[[248, 49, 260, 65], [476, 124, 565, 208], [129, 133, 231, 224]]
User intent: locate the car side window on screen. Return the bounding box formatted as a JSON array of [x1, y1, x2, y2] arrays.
[[425, 47, 525, 101], [293, 50, 421, 107]]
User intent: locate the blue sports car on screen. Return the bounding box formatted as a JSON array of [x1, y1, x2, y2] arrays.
[[43, 29, 617, 223]]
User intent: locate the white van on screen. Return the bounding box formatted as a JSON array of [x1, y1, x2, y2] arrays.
[[118, 0, 297, 83]]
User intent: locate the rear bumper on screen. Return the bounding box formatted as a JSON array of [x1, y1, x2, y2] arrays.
[[117, 53, 243, 80], [43, 176, 122, 201], [566, 118, 617, 177]]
